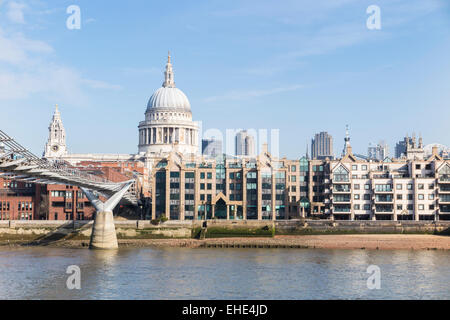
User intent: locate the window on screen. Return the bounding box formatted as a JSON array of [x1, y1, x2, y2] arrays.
[[352, 165, 358, 170], [416, 164, 421, 170], [418, 204, 424, 210], [354, 194, 360, 200], [207, 173, 212, 179], [429, 194, 435, 200], [354, 184, 360, 190], [375, 184, 392, 192], [439, 165, 450, 182], [364, 204, 371, 210], [291, 176, 297, 182], [364, 184, 370, 190], [397, 204, 403, 210], [397, 194, 403, 200], [200, 172, 205, 179], [207, 183, 212, 190], [247, 172, 257, 179], [291, 165, 296, 172], [418, 184, 424, 190], [429, 184, 434, 190], [429, 205, 435, 210], [170, 171, 180, 178], [333, 166, 349, 182], [408, 194, 413, 200], [396, 184, 402, 190], [418, 194, 424, 200], [407, 184, 413, 190], [229, 173, 234, 179], [200, 183, 205, 190], [354, 204, 360, 210], [362, 165, 368, 170], [364, 194, 371, 200]]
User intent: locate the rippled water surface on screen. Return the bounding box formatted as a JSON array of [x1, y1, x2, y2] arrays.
[[0, 247, 448, 299]]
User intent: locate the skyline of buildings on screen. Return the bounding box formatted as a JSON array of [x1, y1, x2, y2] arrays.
[[2, 54, 450, 222]]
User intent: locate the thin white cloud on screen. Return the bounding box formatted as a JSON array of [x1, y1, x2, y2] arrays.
[[204, 84, 304, 102], [0, 27, 122, 104], [7, 1, 27, 24], [0, 28, 53, 65]]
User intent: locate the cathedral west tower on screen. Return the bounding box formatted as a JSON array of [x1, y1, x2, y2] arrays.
[[44, 104, 68, 159]]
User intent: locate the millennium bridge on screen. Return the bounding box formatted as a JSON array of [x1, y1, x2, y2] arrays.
[[0, 129, 137, 249]]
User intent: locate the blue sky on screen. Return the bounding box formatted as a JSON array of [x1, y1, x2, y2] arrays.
[[0, 0, 449, 159]]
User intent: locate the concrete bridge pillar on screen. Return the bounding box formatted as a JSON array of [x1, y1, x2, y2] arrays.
[[81, 181, 133, 250], [90, 210, 118, 249]]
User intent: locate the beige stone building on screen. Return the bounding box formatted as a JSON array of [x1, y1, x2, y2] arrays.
[[148, 138, 450, 222]]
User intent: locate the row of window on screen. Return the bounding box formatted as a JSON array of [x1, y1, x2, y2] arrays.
[[17, 202, 33, 211], [52, 212, 86, 220], [350, 204, 436, 211], [0, 201, 10, 211], [1, 182, 33, 189], [166, 171, 289, 182], [338, 183, 437, 191], [344, 194, 437, 201]]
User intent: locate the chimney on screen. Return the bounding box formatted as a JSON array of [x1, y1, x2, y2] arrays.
[[432, 146, 438, 156]]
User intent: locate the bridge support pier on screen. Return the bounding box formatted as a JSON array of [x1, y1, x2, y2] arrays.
[[90, 210, 118, 249], [81, 182, 133, 250]]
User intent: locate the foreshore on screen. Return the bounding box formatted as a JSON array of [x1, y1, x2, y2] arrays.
[[2, 234, 449, 250]]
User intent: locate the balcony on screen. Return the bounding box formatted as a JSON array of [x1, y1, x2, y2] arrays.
[[332, 205, 351, 213], [332, 210, 351, 214], [333, 197, 351, 204], [374, 188, 393, 194], [438, 185, 450, 193], [438, 177, 450, 184], [438, 205, 450, 213], [375, 205, 394, 214], [374, 195, 394, 203], [332, 185, 351, 193], [438, 195, 450, 204]]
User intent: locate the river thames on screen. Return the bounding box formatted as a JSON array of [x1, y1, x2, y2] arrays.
[[0, 247, 448, 300]]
